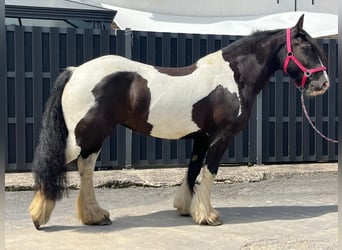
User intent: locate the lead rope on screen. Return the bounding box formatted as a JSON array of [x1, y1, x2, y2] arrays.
[[300, 90, 338, 143]]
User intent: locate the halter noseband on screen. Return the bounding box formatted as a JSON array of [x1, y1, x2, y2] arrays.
[[283, 28, 326, 89]]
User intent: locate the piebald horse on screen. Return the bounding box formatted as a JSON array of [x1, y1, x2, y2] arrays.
[[29, 15, 329, 229]]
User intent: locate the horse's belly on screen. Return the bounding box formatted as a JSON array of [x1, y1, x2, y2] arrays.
[[146, 81, 206, 139], [148, 104, 200, 139]]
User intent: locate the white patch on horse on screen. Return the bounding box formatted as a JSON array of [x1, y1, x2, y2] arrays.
[[145, 50, 241, 139], [190, 166, 220, 225], [319, 58, 329, 82]]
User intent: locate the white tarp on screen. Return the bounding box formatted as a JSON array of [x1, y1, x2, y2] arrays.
[[102, 4, 337, 38]]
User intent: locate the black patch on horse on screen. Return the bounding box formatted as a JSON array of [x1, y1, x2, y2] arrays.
[[75, 71, 152, 158], [192, 85, 241, 134]]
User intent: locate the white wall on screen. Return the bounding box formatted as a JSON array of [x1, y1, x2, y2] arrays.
[[100, 0, 337, 16]]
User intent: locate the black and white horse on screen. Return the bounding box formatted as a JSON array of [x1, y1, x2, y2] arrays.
[[29, 15, 329, 229]]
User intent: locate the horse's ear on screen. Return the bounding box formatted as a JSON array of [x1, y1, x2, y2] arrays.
[[294, 14, 304, 32]]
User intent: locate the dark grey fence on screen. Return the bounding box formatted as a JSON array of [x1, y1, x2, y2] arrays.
[[3, 25, 338, 171]]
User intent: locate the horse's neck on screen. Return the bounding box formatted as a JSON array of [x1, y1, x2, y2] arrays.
[[222, 31, 285, 95]]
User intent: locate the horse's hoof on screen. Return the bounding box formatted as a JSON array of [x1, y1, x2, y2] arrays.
[[32, 219, 41, 230], [197, 217, 222, 226], [180, 213, 191, 217], [200, 219, 223, 227], [175, 209, 190, 217], [96, 216, 112, 226], [207, 219, 222, 226]]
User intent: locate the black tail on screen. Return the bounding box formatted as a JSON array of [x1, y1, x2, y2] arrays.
[[32, 69, 73, 201]]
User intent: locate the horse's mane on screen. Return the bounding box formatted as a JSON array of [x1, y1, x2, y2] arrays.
[[251, 29, 282, 39], [222, 28, 326, 64], [221, 29, 282, 52]]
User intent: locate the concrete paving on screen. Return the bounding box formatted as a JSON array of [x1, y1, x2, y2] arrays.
[[5, 163, 338, 249]]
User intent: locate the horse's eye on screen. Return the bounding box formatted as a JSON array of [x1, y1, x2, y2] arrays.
[[302, 44, 311, 50]]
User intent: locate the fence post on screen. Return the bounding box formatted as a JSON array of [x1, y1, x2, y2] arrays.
[[256, 90, 263, 165], [124, 28, 133, 168], [338, 24, 342, 247], [0, 2, 6, 249], [0, 3, 6, 171]]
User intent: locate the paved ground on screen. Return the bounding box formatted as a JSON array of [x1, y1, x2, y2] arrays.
[[5, 163, 338, 249]]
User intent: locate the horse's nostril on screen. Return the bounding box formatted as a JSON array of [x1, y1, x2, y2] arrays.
[[322, 81, 330, 90]]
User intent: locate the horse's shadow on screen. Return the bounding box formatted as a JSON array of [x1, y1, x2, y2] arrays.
[[40, 204, 337, 233]]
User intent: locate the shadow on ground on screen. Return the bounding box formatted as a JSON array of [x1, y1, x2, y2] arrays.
[[39, 204, 337, 233]]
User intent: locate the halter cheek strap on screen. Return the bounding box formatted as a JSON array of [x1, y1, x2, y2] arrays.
[[283, 28, 327, 89]]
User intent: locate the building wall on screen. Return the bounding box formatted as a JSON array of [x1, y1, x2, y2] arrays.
[[100, 0, 337, 16]]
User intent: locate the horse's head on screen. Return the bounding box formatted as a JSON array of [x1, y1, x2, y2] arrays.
[[281, 14, 330, 96]]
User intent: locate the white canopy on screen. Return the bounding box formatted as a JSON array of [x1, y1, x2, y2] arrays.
[[102, 4, 337, 38]]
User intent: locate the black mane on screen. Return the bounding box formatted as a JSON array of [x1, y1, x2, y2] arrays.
[[222, 28, 326, 65], [251, 29, 283, 38], [221, 29, 283, 54]]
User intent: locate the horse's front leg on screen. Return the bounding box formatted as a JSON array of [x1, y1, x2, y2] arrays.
[[190, 134, 231, 226], [174, 133, 209, 216], [77, 153, 111, 225]]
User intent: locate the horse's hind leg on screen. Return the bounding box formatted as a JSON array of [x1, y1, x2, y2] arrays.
[[73, 101, 115, 225], [174, 133, 209, 215], [76, 153, 111, 225]]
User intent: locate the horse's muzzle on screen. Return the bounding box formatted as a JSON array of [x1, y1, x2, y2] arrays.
[[307, 81, 330, 96]]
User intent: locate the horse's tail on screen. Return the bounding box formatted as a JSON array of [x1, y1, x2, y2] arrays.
[[32, 68, 74, 201]]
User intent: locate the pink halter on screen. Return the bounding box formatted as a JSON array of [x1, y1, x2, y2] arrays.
[[283, 28, 327, 89]]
